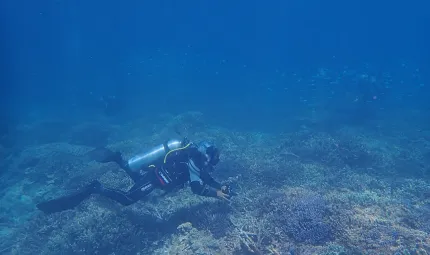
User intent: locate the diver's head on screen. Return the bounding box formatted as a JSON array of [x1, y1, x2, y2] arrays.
[[197, 141, 220, 170]]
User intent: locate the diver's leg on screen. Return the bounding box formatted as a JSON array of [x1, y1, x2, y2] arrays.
[[122, 164, 142, 183], [110, 154, 143, 183], [87, 147, 143, 182], [96, 177, 157, 206]]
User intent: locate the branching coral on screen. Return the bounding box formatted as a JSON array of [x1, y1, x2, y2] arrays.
[[152, 222, 230, 255]]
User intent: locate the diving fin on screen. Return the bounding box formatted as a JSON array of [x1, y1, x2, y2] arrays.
[[37, 181, 101, 214], [87, 147, 122, 164]]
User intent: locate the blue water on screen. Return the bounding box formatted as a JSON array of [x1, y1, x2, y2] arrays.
[[2, 0, 428, 128], [1, 0, 430, 254]]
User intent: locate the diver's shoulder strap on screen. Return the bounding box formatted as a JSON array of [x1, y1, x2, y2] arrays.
[[163, 140, 171, 153]]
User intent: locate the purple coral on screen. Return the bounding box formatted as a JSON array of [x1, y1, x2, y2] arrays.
[[268, 194, 333, 244]]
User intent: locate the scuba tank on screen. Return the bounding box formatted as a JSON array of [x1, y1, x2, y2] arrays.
[[127, 139, 185, 172]]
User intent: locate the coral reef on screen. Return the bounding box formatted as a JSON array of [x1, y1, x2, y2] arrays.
[[152, 222, 230, 255], [267, 193, 332, 244], [1, 111, 430, 255]]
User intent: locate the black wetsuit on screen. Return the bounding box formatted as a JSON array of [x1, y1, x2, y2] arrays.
[[98, 145, 222, 206], [37, 144, 223, 213]]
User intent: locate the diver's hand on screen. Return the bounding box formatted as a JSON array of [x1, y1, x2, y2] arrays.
[[216, 190, 230, 201], [220, 185, 238, 196]]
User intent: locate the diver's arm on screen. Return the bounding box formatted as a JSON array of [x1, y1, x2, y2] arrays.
[[206, 176, 223, 190], [190, 170, 225, 198], [200, 170, 223, 190], [190, 181, 218, 198]]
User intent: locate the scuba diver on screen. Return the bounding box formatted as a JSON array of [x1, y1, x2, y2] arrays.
[[37, 138, 233, 214]]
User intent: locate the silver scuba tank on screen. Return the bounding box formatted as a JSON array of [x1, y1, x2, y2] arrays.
[[127, 139, 183, 172]]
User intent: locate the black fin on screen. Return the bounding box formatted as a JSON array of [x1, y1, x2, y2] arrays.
[[87, 147, 121, 164], [36, 182, 99, 214]]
